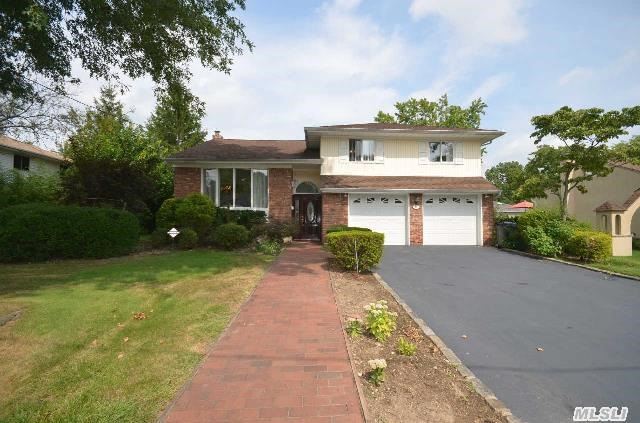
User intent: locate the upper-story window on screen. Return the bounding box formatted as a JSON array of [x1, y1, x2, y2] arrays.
[[429, 142, 454, 162], [349, 139, 376, 162], [13, 154, 30, 171]]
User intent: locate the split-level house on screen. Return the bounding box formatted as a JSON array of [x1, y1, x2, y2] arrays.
[[167, 123, 505, 246], [0, 135, 65, 176]]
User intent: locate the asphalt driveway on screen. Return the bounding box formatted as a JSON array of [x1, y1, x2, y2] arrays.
[[377, 246, 640, 423]]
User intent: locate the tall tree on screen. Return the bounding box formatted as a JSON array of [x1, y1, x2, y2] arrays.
[[375, 94, 487, 128], [147, 82, 207, 152], [610, 135, 640, 165], [520, 106, 640, 219], [0, 0, 252, 101], [485, 161, 527, 204]]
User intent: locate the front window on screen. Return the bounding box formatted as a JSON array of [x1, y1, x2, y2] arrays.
[[349, 139, 375, 162], [203, 168, 268, 210], [429, 142, 454, 162], [13, 155, 30, 171]]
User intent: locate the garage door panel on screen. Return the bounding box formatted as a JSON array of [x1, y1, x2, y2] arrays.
[[423, 195, 478, 245], [348, 194, 407, 245]]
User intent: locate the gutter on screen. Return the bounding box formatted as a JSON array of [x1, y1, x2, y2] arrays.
[[165, 158, 323, 167]]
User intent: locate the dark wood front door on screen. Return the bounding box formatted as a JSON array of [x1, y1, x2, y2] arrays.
[[293, 194, 322, 239]]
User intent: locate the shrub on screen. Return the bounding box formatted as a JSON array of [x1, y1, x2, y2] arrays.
[[177, 228, 198, 250], [517, 208, 563, 232], [256, 239, 283, 256], [396, 337, 417, 356], [254, 220, 298, 242], [364, 300, 397, 342], [325, 230, 384, 272], [345, 318, 363, 338], [214, 208, 267, 230], [212, 223, 250, 250], [151, 228, 170, 248], [565, 230, 612, 262], [0, 204, 139, 262], [326, 225, 372, 234], [522, 226, 561, 257], [156, 194, 215, 242], [368, 359, 387, 386], [633, 238, 640, 251], [0, 169, 61, 208]]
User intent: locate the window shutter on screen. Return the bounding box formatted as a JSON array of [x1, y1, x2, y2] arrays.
[[454, 142, 464, 164], [418, 142, 428, 164], [339, 140, 348, 162], [375, 141, 384, 163]]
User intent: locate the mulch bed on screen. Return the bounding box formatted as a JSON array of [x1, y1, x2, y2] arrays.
[[330, 261, 508, 423]]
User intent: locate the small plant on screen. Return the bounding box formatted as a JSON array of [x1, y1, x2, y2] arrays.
[[345, 318, 363, 338], [364, 300, 397, 342], [396, 337, 417, 356], [368, 358, 387, 386], [212, 223, 250, 250], [256, 239, 283, 256]]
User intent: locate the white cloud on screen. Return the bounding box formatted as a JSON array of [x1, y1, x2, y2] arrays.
[[557, 66, 593, 86], [466, 73, 510, 102]]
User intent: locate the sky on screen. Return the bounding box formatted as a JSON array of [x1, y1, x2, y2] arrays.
[[69, 0, 640, 169]]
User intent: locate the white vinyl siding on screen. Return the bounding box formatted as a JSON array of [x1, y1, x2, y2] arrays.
[[321, 136, 481, 176]]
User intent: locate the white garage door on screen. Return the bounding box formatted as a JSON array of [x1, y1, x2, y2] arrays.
[[423, 195, 479, 245], [348, 194, 407, 245]]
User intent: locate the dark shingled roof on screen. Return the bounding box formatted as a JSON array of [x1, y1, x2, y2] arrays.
[[311, 122, 500, 132], [595, 201, 626, 212], [321, 175, 499, 192], [168, 139, 319, 161]]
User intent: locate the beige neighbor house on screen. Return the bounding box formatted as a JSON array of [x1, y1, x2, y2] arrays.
[[534, 163, 640, 255], [0, 135, 65, 176], [167, 123, 504, 246]]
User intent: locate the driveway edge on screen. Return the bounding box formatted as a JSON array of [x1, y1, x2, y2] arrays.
[[499, 247, 640, 282], [373, 272, 523, 423]]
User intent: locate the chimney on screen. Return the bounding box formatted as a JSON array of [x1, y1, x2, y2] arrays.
[[213, 130, 223, 140]]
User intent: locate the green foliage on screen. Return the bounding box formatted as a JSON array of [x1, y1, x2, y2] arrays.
[[177, 228, 198, 250], [367, 359, 387, 386], [375, 94, 487, 129], [256, 239, 283, 256], [396, 337, 417, 356], [1, 0, 252, 102], [611, 135, 640, 165], [522, 106, 640, 217], [0, 204, 139, 262], [0, 169, 61, 208], [522, 226, 561, 257], [212, 223, 250, 250], [214, 208, 267, 230], [325, 231, 384, 273], [253, 220, 298, 241], [151, 228, 170, 248], [364, 300, 397, 342], [146, 81, 207, 152], [485, 161, 527, 204], [326, 225, 372, 234], [633, 238, 640, 250], [156, 194, 215, 243], [565, 231, 612, 262], [345, 318, 363, 338]]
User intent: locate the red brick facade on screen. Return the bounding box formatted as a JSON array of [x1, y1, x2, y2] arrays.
[[482, 194, 495, 246], [409, 193, 423, 245], [174, 167, 201, 198], [268, 168, 293, 222], [321, 193, 348, 240]]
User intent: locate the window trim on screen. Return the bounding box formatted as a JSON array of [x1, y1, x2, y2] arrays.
[[202, 168, 269, 211], [348, 139, 377, 162]]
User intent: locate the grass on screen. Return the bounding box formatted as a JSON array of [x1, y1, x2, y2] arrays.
[[588, 249, 640, 278], [0, 249, 272, 422]]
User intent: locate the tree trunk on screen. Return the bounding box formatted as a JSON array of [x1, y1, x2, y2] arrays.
[[560, 171, 571, 220]]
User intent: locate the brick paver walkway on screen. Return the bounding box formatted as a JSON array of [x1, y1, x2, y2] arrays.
[[162, 242, 364, 423]]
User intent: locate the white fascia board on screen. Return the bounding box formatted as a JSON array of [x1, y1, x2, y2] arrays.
[[321, 188, 500, 194], [167, 159, 322, 168]]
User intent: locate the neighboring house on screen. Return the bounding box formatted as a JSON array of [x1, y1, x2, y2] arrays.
[[533, 163, 640, 238], [167, 123, 504, 245], [496, 200, 534, 217], [0, 135, 65, 176]]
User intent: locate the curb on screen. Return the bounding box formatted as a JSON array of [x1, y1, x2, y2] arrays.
[[328, 268, 371, 423], [498, 247, 640, 282], [372, 272, 523, 423]]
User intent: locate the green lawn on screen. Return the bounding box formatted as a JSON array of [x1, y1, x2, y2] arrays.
[[589, 250, 640, 278], [0, 250, 272, 422]]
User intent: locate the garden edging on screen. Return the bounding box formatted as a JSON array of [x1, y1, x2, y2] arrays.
[[372, 272, 522, 423], [498, 247, 640, 282]]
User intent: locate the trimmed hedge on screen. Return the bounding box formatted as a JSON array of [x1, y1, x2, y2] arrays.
[[0, 203, 140, 262], [565, 230, 612, 262], [212, 223, 250, 250], [177, 228, 198, 250], [156, 194, 215, 243], [325, 230, 384, 272], [214, 208, 267, 230], [326, 225, 372, 234]]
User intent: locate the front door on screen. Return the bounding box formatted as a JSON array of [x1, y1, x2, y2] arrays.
[[293, 194, 322, 239]]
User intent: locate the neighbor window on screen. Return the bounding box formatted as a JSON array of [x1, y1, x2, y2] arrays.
[[429, 142, 454, 162], [349, 139, 376, 162], [13, 154, 30, 171], [203, 168, 268, 210]]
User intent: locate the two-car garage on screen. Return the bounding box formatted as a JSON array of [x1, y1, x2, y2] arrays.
[[347, 193, 481, 246]]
